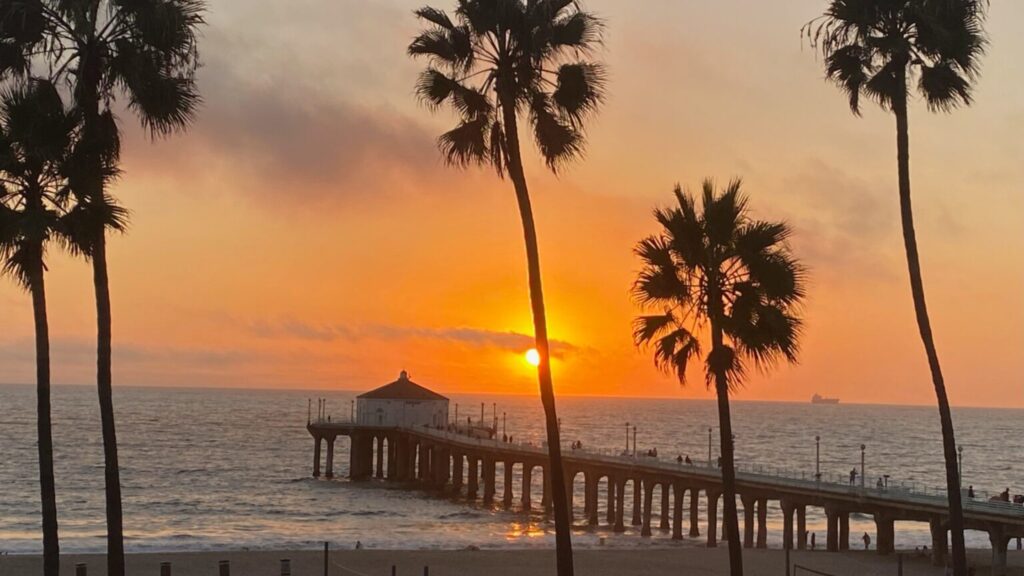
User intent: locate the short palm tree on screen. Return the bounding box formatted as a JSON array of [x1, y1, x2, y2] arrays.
[[409, 2, 605, 573], [0, 78, 80, 576], [633, 180, 804, 576], [805, 3, 986, 573], [0, 4, 203, 574]]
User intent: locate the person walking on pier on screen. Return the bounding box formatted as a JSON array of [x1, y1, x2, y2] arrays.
[[849, 467, 857, 485], [862, 532, 871, 550], [810, 532, 816, 550]]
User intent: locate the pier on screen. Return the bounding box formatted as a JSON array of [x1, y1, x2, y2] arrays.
[[308, 421, 1024, 575]]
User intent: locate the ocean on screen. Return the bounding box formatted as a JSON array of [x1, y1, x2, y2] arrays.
[[1, 384, 1021, 554]]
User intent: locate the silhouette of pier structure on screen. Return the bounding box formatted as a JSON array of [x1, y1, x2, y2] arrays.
[[307, 421, 1024, 575]]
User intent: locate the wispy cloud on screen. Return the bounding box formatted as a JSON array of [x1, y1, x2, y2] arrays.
[[0, 337, 255, 368], [247, 319, 580, 358], [121, 29, 445, 208]]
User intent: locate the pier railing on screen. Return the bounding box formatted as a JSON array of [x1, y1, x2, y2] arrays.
[[399, 425, 1024, 519]]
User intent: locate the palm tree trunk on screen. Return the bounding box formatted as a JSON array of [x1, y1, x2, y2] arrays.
[[77, 42, 126, 575], [711, 323, 743, 576], [92, 232, 125, 576], [29, 257, 60, 576], [499, 101, 573, 576], [893, 82, 966, 576]]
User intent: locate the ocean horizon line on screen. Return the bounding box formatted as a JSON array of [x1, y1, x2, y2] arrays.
[[1, 381, 1020, 411]]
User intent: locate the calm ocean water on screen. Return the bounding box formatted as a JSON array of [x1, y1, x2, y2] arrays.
[[1, 384, 1021, 554]]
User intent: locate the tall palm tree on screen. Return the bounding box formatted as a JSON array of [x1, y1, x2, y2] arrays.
[[0, 4, 202, 575], [0, 78, 81, 576], [805, 3, 986, 573], [633, 180, 804, 576], [409, 2, 605, 573]]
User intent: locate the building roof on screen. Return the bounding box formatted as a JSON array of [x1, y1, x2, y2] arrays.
[[357, 371, 448, 401]]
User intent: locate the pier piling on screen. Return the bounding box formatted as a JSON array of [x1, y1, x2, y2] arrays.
[[305, 420, 1024, 574]]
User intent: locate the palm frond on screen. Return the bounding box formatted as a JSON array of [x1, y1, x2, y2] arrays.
[[414, 6, 455, 30], [735, 220, 790, 256], [918, 60, 972, 111], [408, 26, 473, 70], [651, 326, 701, 385], [120, 0, 205, 59], [0, 42, 30, 78], [705, 344, 744, 391], [633, 312, 674, 345], [113, 52, 200, 136], [728, 300, 803, 370], [549, 10, 603, 52], [552, 62, 604, 126], [825, 44, 871, 114], [56, 191, 129, 258], [415, 68, 490, 117], [863, 57, 902, 110], [437, 115, 490, 167], [0, 0, 46, 46], [632, 234, 691, 306], [487, 117, 505, 176], [528, 92, 582, 170], [702, 178, 746, 249]]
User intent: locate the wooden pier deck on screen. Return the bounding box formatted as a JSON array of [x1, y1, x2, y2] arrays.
[[307, 421, 1024, 574]]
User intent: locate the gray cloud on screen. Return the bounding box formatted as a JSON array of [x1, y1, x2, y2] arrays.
[[248, 319, 581, 358], [775, 158, 902, 280], [120, 28, 447, 206], [0, 337, 255, 369]]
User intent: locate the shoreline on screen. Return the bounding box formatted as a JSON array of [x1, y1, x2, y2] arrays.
[[1, 548, 1021, 576]]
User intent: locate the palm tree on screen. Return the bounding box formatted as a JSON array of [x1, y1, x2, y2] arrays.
[[633, 180, 804, 576], [0, 78, 81, 576], [804, 3, 986, 573], [0, 4, 202, 575], [409, 2, 605, 573]]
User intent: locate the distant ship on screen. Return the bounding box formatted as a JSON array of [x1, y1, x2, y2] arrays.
[[811, 393, 840, 404]]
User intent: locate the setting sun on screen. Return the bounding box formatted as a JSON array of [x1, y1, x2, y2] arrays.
[[525, 348, 541, 367]]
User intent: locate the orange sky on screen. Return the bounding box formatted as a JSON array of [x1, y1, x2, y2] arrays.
[[1, 1, 1022, 407]]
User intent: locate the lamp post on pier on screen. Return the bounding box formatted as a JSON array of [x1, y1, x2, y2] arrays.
[[860, 444, 866, 488], [708, 427, 713, 466], [624, 422, 630, 454], [454, 403, 459, 426], [502, 411, 506, 438], [958, 445, 963, 482], [815, 435, 821, 482], [632, 425, 637, 458]]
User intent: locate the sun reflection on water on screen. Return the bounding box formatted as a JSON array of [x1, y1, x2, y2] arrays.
[[505, 519, 548, 541]]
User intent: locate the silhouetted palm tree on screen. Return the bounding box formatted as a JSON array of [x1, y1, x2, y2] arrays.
[[409, 2, 605, 573], [805, 3, 986, 573], [633, 180, 804, 576], [0, 78, 81, 576], [0, 3, 203, 575]]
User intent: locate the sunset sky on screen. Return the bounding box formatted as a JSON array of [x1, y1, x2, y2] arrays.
[[1, 0, 1021, 407]]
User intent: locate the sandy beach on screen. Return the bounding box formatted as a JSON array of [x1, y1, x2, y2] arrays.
[[2, 548, 1021, 576]]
